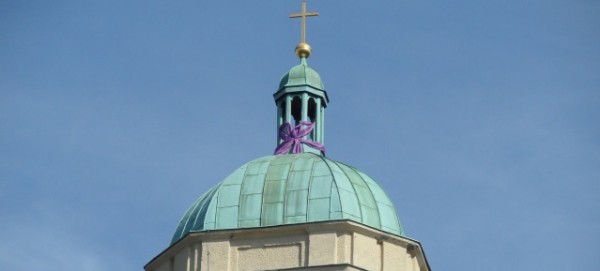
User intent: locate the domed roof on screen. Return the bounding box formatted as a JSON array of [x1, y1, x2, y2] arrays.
[[171, 153, 403, 244], [278, 58, 325, 91]]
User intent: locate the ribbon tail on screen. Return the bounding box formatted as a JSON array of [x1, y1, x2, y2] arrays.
[[274, 140, 293, 155], [300, 139, 326, 154], [292, 139, 303, 154]]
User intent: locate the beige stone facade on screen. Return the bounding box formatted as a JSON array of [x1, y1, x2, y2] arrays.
[[146, 220, 429, 271]]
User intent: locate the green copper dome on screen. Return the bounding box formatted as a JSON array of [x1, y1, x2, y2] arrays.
[[171, 153, 403, 244], [278, 58, 325, 91]]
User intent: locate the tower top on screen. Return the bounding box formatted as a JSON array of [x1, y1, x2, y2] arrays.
[[289, 0, 319, 58]]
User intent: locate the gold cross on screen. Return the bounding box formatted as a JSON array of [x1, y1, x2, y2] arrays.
[[289, 0, 319, 44]]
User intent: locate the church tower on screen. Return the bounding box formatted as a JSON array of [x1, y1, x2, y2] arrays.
[[146, 1, 430, 270]]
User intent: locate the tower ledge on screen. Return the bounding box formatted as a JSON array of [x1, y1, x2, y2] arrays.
[[146, 220, 430, 271]]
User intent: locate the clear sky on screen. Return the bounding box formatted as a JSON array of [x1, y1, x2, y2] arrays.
[[1, 0, 599, 270]]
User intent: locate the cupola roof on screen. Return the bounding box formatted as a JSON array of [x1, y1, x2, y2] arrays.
[[171, 153, 403, 244], [278, 58, 325, 92]]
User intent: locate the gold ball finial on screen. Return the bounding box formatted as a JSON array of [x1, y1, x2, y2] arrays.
[[295, 42, 312, 58]]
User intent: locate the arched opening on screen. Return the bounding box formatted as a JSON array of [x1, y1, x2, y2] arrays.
[[291, 96, 302, 124], [308, 98, 316, 123]]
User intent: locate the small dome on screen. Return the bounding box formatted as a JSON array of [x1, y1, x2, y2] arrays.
[[278, 58, 325, 91], [171, 153, 403, 244]]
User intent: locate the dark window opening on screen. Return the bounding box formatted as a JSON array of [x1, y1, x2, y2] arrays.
[[308, 98, 317, 123], [291, 96, 302, 124], [280, 101, 287, 123]]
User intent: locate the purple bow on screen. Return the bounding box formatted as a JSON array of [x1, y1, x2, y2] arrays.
[[274, 121, 326, 155]]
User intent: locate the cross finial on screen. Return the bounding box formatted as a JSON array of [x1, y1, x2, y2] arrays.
[[289, 0, 319, 58]]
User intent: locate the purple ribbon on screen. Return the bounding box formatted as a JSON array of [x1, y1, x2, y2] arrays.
[[274, 121, 326, 155]]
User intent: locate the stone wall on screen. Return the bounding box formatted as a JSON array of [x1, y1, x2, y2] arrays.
[[146, 220, 429, 271]]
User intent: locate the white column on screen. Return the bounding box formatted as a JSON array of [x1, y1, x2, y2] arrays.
[[321, 107, 325, 145], [301, 93, 308, 122], [315, 98, 322, 142], [277, 100, 283, 144], [285, 96, 292, 124]]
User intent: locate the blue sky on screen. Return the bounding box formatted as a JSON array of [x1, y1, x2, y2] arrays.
[[1, 0, 599, 270]]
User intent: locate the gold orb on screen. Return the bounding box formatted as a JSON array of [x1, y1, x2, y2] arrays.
[[295, 42, 312, 58]]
